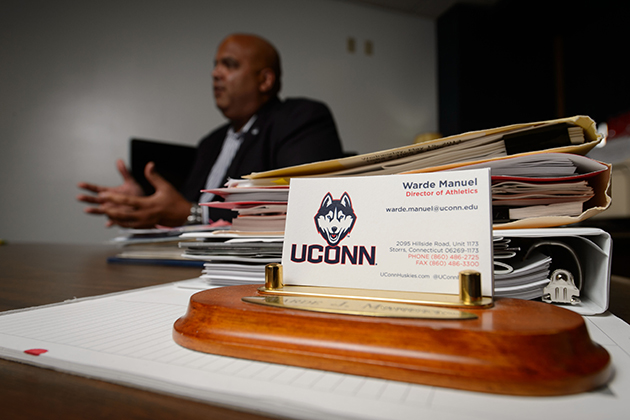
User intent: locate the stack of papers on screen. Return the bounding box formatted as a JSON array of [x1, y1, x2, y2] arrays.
[[492, 180, 593, 206], [111, 224, 220, 245], [178, 231, 554, 301], [494, 251, 552, 300], [214, 153, 607, 230], [492, 179, 594, 221], [107, 224, 229, 266], [295, 122, 586, 178], [198, 263, 266, 286], [457, 153, 604, 223], [182, 186, 287, 285], [243, 116, 599, 182], [201, 186, 289, 232], [179, 231, 283, 286], [459, 154, 579, 177], [229, 116, 608, 229]]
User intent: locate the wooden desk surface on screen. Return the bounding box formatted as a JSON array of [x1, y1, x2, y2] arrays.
[[1, 242, 629, 419], [0, 242, 273, 420]]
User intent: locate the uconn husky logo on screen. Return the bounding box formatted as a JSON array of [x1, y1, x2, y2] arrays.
[[315, 192, 356, 247], [290, 192, 376, 266]]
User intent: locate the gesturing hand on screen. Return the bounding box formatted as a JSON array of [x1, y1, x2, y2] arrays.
[[77, 159, 144, 220], [95, 161, 192, 228]]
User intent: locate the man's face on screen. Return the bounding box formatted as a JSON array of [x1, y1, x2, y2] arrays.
[[212, 37, 264, 125]]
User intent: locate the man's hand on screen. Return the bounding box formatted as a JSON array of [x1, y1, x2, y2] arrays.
[[78, 160, 192, 228], [95, 162, 192, 228], [77, 159, 144, 207]]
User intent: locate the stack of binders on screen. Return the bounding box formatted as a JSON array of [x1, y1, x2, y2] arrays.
[[189, 115, 612, 313]]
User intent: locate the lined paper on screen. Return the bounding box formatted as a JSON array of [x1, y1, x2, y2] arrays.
[[0, 279, 629, 420]]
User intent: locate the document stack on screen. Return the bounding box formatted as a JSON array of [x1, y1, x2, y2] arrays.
[[179, 231, 282, 286], [493, 243, 551, 300], [200, 184, 289, 232], [202, 115, 612, 314], [177, 185, 288, 286], [108, 224, 227, 267]]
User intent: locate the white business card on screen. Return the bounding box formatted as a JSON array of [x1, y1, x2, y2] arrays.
[[281, 168, 493, 296]]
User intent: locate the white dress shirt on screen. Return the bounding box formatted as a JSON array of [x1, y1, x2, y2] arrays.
[[198, 116, 257, 223]]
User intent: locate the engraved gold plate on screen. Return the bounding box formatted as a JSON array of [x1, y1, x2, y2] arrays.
[[260, 263, 494, 309], [242, 295, 477, 319]]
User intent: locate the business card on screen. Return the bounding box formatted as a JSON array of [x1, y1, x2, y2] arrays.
[[282, 168, 493, 296]]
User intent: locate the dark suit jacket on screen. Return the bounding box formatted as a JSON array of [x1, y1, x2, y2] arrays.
[[181, 97, 344, 221]]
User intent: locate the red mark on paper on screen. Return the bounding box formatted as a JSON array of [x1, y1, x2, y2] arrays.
[[24, 348, 48, 356]]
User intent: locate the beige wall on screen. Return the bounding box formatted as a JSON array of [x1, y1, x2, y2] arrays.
[[0, 0, 437, 244]]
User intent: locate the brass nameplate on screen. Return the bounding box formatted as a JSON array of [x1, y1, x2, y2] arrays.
[[243, 296, 477, 320]]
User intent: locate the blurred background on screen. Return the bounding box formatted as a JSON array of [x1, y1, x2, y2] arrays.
[[1, 0, 628, 245]]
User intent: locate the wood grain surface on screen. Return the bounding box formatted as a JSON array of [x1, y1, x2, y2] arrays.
[[174, 284, 612, 396], [0, 243, 273, 420]]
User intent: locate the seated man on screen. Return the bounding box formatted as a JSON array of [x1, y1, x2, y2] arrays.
[[77, 33, 344, 228]]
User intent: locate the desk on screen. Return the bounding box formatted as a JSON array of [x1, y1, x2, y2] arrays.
[[0, 243, 273, 420], [1, 243, 629, 420]]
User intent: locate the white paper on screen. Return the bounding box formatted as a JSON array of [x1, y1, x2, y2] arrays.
[[0, 280, 629, 420]]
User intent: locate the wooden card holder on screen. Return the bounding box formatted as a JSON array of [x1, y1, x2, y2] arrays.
[[173, 283, 611, 396]]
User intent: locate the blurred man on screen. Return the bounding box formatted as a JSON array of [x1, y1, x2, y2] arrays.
[[78, 33, 343, 228]]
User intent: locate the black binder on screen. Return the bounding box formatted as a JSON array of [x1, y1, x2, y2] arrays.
[[130, 138, 196, 195]]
